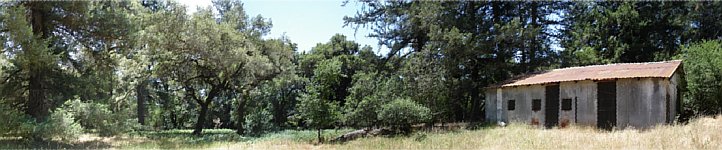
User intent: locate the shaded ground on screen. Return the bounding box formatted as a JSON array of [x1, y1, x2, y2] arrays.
[[0, 136, 112, 149]]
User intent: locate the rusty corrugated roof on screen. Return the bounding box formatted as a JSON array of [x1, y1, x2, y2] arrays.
[[490, 60, 682, 88]]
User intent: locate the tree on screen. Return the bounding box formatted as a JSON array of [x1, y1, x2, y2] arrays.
[[297, 34, 373, 107], [146, 3, 293, 135], [297, 86, 340, 143], [686, 1, 722, 42], [0, 1, 137, 122], [345, 1, 565, 122], [401, 51, 452, 124], [561, 1, 689, 66], [343, 72, 396, 128], [678, 40, 722, 116], [250, 74, 305, 128], [0, 2, 141, 141], [296, 59, 343, 143], [0, 5, 57, 121]]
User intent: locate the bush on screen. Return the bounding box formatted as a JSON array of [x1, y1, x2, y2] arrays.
[[65, 98, 136, 136], [0, 103, 85, 141], [378, 98, 431, 133], [344, 96, 384, 128], [244, 109, 275, 137], [0, 104, 33, 137], [679, 40, 722, 117], [343, 72, 384, 128], [33, 108, 84, 142]]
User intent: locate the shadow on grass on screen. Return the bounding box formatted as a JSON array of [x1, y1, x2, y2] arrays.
[[0, 138, 112, 149], [466, 122, 498, 130], [1, 129, 357, 149]]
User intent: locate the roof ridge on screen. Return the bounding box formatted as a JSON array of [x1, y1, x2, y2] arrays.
[[552, 60, 682, 71]]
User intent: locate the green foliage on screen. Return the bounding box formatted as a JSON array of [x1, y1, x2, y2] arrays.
[[297, 34, 375, 107], [34, 107, 84, 142], [296, 85, 341, 130], [248, 75, 306, 128], [243, 109, 274, 137], [0, 104, 33, 137], [378, 98, 431, 133], [142, 1, 295, 134], [679, 40, 722, 116], [344, 96, 384, 128], [343, 72, 384, 128], [3, 1, 722, 146], [313, 59, 345, 97], [561, 2, 690, 65], [343, 72, 406, 128], [296, 82, 341, 142], [402, 52, 453, 123], [64, 98, 137, 136]]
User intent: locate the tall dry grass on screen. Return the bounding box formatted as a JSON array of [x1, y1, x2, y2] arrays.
[[245, 115, 722, 149], [9, 116, 718, 149]]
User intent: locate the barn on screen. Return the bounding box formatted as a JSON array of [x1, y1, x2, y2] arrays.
[[484, 60, 683, 129]]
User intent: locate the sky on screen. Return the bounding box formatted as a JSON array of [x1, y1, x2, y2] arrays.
[[176, 0, 380, 53]]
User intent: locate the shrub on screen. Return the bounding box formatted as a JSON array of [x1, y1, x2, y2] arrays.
[[97, 108, 138, 136], [296, 85, 341, 143], [0, 102, 86, 141], [344, 96, 384, 128], [33, 108, 84, 142], [378, 98, 431, 134], [0, 104, 33, 137], [679, 40, 722, 117], [244, 109, 275, 137], [65, 98, 136, 136], [343, 72, 385, 128]]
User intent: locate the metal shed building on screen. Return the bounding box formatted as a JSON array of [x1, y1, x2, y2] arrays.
[[484, 60, 683, 129]]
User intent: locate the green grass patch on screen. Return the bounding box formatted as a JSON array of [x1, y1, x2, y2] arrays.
[[120, 129, 247, 149], [259, 128, 355, 142], [115, 128, 354, 149]]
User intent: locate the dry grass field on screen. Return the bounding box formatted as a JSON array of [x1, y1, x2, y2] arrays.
[[244, 115, 722, 150], [2, 115, 720, 149]]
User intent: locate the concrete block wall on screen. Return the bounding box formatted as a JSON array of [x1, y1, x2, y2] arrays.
[[485, 75, 679, 129], [502, 85, 544, 126], [616, 78, 668, 129], [559, 80, 597, 126], [484, 89, 497, 122], [668, 73, 680, 123]]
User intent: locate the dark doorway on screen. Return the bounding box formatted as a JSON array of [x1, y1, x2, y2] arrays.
[[545, 84, 559, 128], [597, 81, 617, 130]]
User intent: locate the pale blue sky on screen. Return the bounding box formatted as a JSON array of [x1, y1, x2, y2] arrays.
[[177, 0, 380, 53]]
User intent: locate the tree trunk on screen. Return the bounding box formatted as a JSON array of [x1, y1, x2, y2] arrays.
[[191, 87, 220, 135], [236, 94, 247, 135], [469, 66, 482, 122], [136, 80, 148, 125], [26, 2, 50, 123], [193, 103, 209, 135], [317, 129, 323, 143], [529, 1, 539, 73], [27, 73, 48, 122]]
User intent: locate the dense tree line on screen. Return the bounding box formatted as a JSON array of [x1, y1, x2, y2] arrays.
[[1, 0, 721, 142]]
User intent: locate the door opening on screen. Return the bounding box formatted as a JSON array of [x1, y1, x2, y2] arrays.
[[545, 84, 560, 128], [597, 81, 617, 130]]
